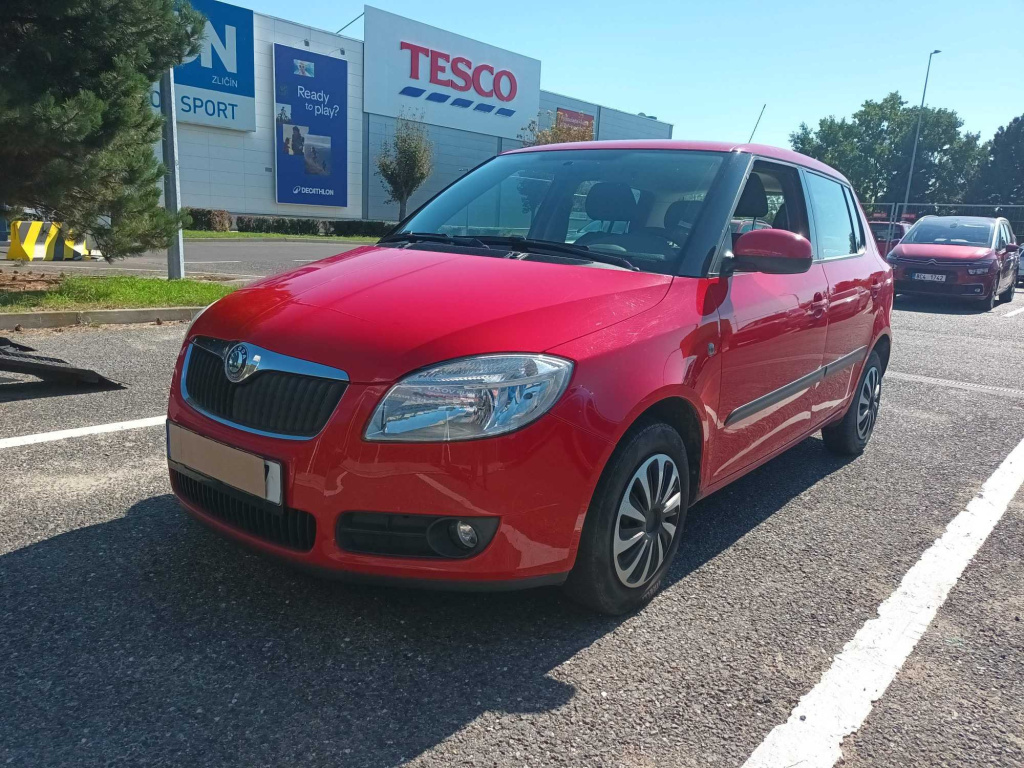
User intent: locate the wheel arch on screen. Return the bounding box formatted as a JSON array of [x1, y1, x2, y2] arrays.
[[627, 397, 704, 506], [871, 332, 892, 374]]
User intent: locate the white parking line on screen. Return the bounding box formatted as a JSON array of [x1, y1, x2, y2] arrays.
[[743, 434, 1024, 768], [0, 416, 166, 450], [1004, 306, 1024, 318], [186, 260, 243, 264]]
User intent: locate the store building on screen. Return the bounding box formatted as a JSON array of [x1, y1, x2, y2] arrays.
[[160, 1, 672, 222]]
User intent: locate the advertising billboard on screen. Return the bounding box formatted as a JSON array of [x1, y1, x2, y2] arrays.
[[173, 0, 256, 131], [556, 107, 595, 138], [363, 6, 541, 141], [273, 45, 348, 207]]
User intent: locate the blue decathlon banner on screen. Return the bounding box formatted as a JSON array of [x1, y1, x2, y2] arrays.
[[273, 45, 348, 207], [174, 0, 256, 131]]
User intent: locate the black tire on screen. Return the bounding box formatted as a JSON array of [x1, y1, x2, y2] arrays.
[[563, 421, 689, 615], [1000, 268, 1017, 302], [822, 350, 883, 456], [983, 285, 998, 311]]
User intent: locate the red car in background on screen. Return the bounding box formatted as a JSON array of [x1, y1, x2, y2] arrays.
[[888, 216, 1019, 310], [167, 141, 893, 614], [869, 220, 911, 257]]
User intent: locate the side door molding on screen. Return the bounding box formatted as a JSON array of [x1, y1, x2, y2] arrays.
[[724, 345, 866, 427]]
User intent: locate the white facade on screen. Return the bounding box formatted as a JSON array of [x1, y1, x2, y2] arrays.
[[176, 14, 364, 219], [174, 3, 672, 222]]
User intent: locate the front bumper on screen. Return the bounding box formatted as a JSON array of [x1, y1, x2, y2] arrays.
[[892, 265, 996, 298], [167, 371, 610, 587]]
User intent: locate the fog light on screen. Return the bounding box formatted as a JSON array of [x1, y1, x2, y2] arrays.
[[451, 521, 479, 549]]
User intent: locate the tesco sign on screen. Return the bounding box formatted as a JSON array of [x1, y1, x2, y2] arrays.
[[363, 6, 541, 141], [400, 42, 518, 101]]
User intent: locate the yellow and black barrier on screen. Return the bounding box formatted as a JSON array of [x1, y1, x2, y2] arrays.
[[5, 221, 101, 261]]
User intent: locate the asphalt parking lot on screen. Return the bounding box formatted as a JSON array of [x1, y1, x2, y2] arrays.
[[2, 291, 1023, 767], [1, 240, 366, 281]]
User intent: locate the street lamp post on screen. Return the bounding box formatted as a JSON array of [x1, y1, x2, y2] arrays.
[[900, 49, 941, 225]]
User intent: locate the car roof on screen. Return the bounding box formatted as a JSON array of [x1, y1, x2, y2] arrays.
[[504, 139, 851, 185]]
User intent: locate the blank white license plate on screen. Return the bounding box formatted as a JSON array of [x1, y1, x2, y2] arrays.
[[911, 273, 946, 282], [167, 422, 282, 505]]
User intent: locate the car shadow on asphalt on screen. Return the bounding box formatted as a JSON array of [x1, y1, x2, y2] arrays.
[[0, 438, 851, 767], [894, 294, 992, 315], [0, 378, 122, 403]]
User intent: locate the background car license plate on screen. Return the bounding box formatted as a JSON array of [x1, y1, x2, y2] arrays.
[[912, 273, 946, 282], [167, 423, 282, 505]]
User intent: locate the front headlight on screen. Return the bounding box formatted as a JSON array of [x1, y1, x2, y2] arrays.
[[967, 262, 996, 275], [364, 354, 574, 442]]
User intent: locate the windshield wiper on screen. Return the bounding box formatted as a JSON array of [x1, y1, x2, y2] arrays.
[[379, 231, 453, 245], [379, 232, 638, 270], [472, 235, 638, 271], [379, 231, 493, 249]]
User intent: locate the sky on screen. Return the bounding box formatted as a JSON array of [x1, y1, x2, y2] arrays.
[[235, 0, 1024, 148]]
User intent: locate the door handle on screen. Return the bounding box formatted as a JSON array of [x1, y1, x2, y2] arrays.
[[810, 292, 829, 317]]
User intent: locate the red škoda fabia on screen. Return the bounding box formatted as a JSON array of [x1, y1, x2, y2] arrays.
[[167, 141, 893, 614]]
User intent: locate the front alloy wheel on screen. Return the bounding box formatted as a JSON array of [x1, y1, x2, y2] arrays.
[[563, 421, 690, 615], [613, 454, 682, 587]]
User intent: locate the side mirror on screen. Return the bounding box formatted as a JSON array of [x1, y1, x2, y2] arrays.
[[730, 229, 814, 275], [1006, 243, 1019, 253]]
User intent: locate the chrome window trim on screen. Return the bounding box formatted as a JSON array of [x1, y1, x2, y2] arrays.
[[181, 338, 349, 441]]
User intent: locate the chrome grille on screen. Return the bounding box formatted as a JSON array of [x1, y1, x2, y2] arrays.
[[182, 337, 348, 438]]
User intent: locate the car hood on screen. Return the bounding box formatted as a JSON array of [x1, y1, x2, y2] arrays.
[[892, 243, 994, 261], [196, 245, 673, 383]]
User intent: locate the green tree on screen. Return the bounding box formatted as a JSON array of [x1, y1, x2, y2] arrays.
[[791, 92, 985, 205], [0, 0, 204, 260], [376, 116, 434, 220], [969, 115, 1024, 204], [518, 110, 595, 148]]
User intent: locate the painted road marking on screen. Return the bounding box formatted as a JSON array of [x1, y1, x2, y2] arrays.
[[742, 434, 1024, 768], [888, 371, 1024, 399], [0, 416, 166, 450], [1004, 306, 1024, 318], [186, 260, 243, 264]]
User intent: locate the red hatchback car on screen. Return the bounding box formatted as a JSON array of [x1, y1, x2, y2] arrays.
[[167, 141, 893, 614], [888, 215, 1019, 309]]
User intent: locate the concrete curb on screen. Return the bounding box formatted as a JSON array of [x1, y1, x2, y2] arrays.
[[0, 306, 204, 330]]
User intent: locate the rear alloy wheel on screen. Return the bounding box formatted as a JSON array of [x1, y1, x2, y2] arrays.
[[822, 350, 883, 456], [999, 268, 1017, 302], [563, 422, 689, 615]]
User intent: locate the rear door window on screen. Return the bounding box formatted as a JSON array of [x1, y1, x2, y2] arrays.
[[842, 187, 865, 252], [806, 173, 860, 259]]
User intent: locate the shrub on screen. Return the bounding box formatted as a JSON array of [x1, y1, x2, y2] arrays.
[[235, 216, 324, 235], [184, 207, 231, 231], [329, 219, 395, 238]]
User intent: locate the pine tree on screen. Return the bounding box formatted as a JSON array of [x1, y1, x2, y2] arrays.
[[0, 0, 204, 259]]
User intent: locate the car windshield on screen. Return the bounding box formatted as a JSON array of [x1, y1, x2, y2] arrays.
[[902, 218, 994, 247], [394, 149, 726, 275]]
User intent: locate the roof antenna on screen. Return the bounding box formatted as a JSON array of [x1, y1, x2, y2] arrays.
[[748, 104, 766, 143]]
